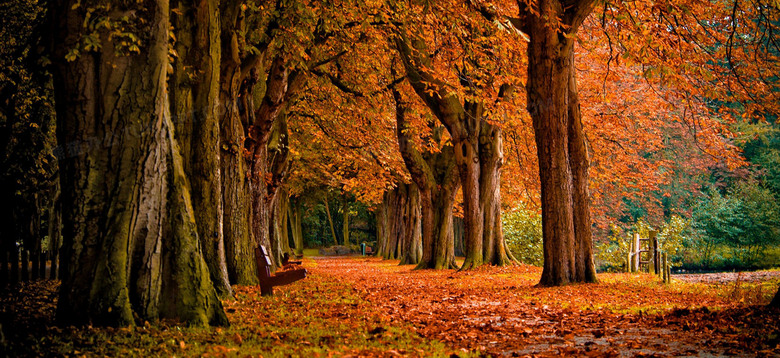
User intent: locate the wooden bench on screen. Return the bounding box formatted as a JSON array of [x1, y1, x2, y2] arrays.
[[254, 246, 307, 296]]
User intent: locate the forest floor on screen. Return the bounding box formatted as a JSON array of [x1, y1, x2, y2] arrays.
[[1, 256, 779, 357]]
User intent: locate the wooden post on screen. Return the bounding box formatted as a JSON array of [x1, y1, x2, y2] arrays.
[[626, 251, 631, 273], [21, 249, 29, 282], [650, 230, 659, 275], [632, 233, 641, 272]]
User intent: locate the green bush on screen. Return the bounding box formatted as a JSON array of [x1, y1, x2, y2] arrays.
[[595, 216, 692, 272], [502, 207, 543, 266]]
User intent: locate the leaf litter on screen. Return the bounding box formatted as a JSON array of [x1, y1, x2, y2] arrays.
[[1, 256, 779, 357]]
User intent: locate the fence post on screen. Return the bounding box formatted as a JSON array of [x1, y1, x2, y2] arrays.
[[632, 233, 641, 272], [650, 231, 659, 275]]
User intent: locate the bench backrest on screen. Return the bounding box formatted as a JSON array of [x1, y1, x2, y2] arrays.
[[255, 245, 273, 279]]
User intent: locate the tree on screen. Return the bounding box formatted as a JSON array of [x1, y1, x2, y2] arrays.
[[170, 0, 231, 298], [50, 0, 227, 326], [390, 1, 519, 269], [393, 87, 460, 269]]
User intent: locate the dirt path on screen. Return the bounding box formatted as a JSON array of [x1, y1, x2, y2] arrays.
[[311, 256, 780, 357], [674, 270, 780, 284]]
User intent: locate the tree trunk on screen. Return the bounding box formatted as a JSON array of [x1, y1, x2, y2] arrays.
[[567, 54, 597, 283], [247, 58, 294, 270], [399, 183, 423, 265], [375, 191, 391, 257], [342, 200, 350, 246], [453, 217, 464, 257], [526, 0, 597, 286], [394, 34, 512, 270], [171, 0, 232, 297], [324, 198, 339, 246], [219, 5, 256, 285], [51, 0, 227, 326], [393, 88, 458, 269], [289, 197, 304, 255], [417, 187, 457, 269], [272, 190, 292, 264]]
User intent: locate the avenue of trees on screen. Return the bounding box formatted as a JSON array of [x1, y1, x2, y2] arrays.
[[2, 0, 780, 325]]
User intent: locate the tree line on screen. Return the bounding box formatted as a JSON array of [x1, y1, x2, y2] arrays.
[[2, 0, 780, 326]]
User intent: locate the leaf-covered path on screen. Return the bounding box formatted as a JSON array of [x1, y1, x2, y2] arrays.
[[315, 256, 780, 357], [2, 256, 779, 357]]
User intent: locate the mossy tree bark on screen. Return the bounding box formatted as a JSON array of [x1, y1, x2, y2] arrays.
[[218, 4, 256, 285], [395, 34, 514, 270], [170, 0, 232, 298], [393, 89, 459, 270], [524, 0, 597, 286], [51, 0, 227, 326]]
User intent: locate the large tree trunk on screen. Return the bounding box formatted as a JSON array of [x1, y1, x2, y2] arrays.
[[170, 0, 232, 297], [377, 183, 423, 263], [417, 187, 457, 269], [526, 0, 597, 286], [375, 191, 391, 257], [394, 34, 512, 270], [567, 56, 597, 283], [393, 88, 458, 269], [219, 5, 256, 285], [51, 0, 227, 326], [247, 58, 294, 270], [399, 183, 423, 265]]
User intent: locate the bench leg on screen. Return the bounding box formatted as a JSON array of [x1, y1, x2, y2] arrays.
[[260, 283, 273, 296]]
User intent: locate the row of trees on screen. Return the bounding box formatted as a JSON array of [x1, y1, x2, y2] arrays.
[[3, 0, 780, 325]]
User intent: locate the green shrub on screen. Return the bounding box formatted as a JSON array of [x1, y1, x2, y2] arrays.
[[595, 216, 692, 272], [502, 207, 543, 266]]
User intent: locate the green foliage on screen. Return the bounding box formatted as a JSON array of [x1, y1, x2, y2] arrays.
[[691, 180, 780, 269], [595, 216, 691, 272], [502, 207, 543, 266]]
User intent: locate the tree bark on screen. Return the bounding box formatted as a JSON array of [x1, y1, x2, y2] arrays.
[[171, 0, 232, 297], [219, 4, 256, 285], [394, 34, 512, 269], [51, 0, 227, 326], [567, 55, 597, 283], [393, 89, 458, 269], [525, 0, 597, 286], [341, 200, 350, 246], [324, 198, 339, 246], [399, 183, 423, 265], [289, 196, 304, 255]]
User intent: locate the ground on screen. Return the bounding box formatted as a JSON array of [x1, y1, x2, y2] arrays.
[[1, 256, 779, 357]]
